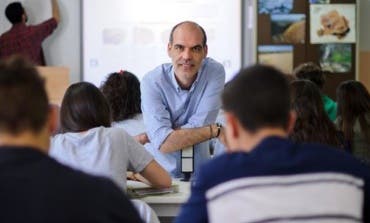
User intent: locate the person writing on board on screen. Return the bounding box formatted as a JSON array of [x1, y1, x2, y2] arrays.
[[141, 21, 225, 178], [0, 0, 60, 65]]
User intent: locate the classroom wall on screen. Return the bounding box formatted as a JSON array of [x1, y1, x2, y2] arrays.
[[1, 0, 369, 89], [0, 0, 81, 83], [44, 0, 81, 84]]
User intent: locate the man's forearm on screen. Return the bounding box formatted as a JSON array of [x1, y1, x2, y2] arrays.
[[160, 124, 219, 153], [51, 0, 60, 23]]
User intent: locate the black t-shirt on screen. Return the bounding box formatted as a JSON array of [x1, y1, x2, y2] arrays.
[[0, 146, 142, 223]]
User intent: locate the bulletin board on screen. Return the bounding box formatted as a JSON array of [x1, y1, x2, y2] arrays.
[[256, 0, 357, 98]]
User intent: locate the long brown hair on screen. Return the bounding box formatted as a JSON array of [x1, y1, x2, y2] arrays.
[[336, 80, 370, 143], [289, 80, 341, 147]]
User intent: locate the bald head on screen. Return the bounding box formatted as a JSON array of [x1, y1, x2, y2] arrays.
[[169, 21, 207, 47]]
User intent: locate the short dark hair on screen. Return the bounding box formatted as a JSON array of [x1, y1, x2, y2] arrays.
[[222, 64, 290, 132], [5, 2, 24, 24], [169, 21, 207, 47], [0, 55, 48, 134], [100, 71, 141, 122], [293, 62, 325, 89], [60, 82, 111, 133], [289, 80, 341, 147]]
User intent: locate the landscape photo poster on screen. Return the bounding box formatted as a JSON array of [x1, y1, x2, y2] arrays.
[[258, 0, 293, 14], [309, 0, 330, 4], [319, 43, 352, 73], [258, 45, 294, 74], [271, 14, 306, 44], [310, 4, 356, 44]]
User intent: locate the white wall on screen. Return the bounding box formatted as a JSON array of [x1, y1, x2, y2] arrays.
[[0, 0, 81, 83]]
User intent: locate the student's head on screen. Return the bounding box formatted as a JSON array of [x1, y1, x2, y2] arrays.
[[0, 56, 55, 150], [290, 80, 325, 121], [336, 80, 370, 141], [167, 21, 208, 89], [101, 70, 141, 122], [60, 82, 111, 133], [293, 62, 325, 90], [290, 80, 340, 146], [5, 2, 26, 24], [222, 65, 292, 149], [337, 80, 370, 118]]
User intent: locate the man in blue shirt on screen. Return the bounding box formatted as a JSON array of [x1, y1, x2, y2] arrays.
[[175, 65, 370, 223], [141, 21, 225, 177]]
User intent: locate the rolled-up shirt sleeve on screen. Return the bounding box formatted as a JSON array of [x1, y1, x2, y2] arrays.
[[141, 74, 174, 151]]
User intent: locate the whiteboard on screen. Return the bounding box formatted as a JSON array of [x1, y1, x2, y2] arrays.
[[82, 0, 241, 86]]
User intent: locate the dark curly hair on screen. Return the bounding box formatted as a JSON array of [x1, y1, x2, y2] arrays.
[[289, 80, 342, 147], [293, 62, 325, 90], [100, 71, 141, 122]]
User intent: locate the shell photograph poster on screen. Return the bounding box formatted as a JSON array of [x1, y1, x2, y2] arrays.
[[310, 4, 356, 44]]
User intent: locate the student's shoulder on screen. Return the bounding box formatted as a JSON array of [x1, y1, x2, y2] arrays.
[[197, 153, 249, 186], [48, 157, 124, 195]]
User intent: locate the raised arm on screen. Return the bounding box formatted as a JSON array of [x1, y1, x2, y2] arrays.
[[51, 0, 60, 24]]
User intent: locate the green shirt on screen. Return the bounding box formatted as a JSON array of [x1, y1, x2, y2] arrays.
[[322, 94, 337, 121]]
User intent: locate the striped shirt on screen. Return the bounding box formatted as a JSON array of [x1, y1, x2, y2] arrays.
[[175, 137, 370, 223]]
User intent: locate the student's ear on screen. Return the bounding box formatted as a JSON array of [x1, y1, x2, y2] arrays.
[[224, 112, 240, 152], [286, 110, 296, 134], [48, 104, 60, 135]]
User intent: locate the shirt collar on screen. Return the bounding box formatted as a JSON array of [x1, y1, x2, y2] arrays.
[[170, 59, 205, 92], [11, 23, 27, 30]]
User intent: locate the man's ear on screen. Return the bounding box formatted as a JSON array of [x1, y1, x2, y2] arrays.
[[167, 43, 172, 57], [48, 104, 60, 136], [286, 110, 296, 134], [203, 44, 208, 57]]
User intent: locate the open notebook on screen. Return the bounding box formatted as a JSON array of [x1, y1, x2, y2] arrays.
[[127, 180, 179, 198]]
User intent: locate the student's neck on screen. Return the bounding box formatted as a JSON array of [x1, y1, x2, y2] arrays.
[[233, 128, 287, 153], [0, 130, 49, 153]]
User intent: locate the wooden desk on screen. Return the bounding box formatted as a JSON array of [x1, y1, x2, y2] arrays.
[[133, 180, 190, 217], [37, 66, 70, 105]]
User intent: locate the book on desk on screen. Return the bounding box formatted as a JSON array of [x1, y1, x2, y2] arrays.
[[127, 180, 179, 198]]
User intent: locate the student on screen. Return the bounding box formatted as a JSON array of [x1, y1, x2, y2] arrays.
[[49, 82, 171, 191], [0, 0, 60, 65], [289, 80, 345, 148], [141, 21, 225, 177], [0, 56, 142, 223], [293, 62, 337, 121], [175, 64, 370, 223], [101, 70, 148, 144], [336, 80, 370, 165]]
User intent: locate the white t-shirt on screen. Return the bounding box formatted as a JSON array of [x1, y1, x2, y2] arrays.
[[49, 126, 153, 190], [112, 113, 146, 136]]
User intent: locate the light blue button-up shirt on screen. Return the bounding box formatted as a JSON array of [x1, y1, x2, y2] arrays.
[[141, 57, 225, 177]]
